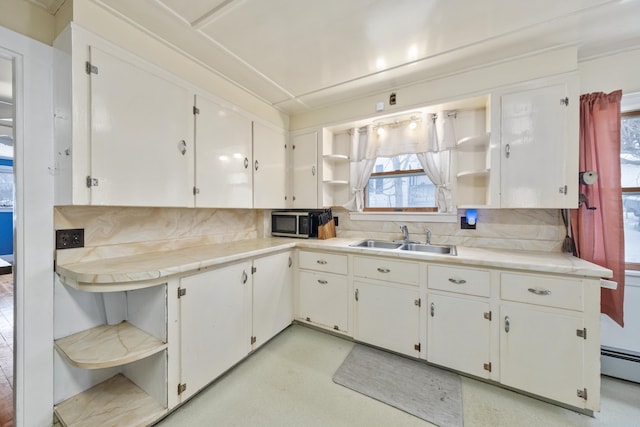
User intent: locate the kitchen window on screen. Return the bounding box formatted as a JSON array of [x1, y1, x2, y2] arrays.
[[364, 154, 437, 211], [622, 110, 640, 270]]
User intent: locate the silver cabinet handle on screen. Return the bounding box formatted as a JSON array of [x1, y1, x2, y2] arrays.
[[504, 143, 511, 159], [448, 278, 466, 285], [377, 268, 390, 273], [317, 259, 327, 265], [430, 302, 435, 317], [317, 279, 328, 285], [355, 288, 359, 301], [505, 316, 510, 333], [528, 288, 552, 296], [241, 270, 248, 284], [255, 160, 259, 171], [178, 140, 187, 155], [312, 165, 316, 176]]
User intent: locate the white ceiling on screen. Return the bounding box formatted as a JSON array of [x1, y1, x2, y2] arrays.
[[34, 1, 640, 114]]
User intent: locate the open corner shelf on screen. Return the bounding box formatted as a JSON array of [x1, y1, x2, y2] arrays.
[[54, 374, 167, 427], [55, 321, 167, 369], [322, 154, 350, 162], [457, 133, 490, 149], [456, 169, 490, 179], [323, 180, 349, 185]]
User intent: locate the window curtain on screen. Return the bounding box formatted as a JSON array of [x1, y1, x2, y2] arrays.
[[570, 90, 625, 327], [416, 112, 457, 213], [343, 112, 455, 212]]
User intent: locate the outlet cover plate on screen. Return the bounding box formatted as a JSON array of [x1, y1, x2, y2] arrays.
[[56, 228, 85, 249]]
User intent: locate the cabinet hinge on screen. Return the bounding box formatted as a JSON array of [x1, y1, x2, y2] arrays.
[[559, 185, 568, 195], [414, 298, 421, 307], [193, 106, 200, 115], [306, 317, 311, 322], [560, 97, 569, 106], [576, 328, 587, 339], [251, 266, 257, 274], [177, 383, 187, 395], [484, 362, 492, 372], [193, 186, 200, 195], [333, 325, 340, 331], [85, 61, 98, 75], [250, 336, 256, 345], [484, 311, 492, 321], [178, 287, 186, 298], [577, 388, 588, 400], [414, 343, 421, 352], [86, 176, 98, 188]]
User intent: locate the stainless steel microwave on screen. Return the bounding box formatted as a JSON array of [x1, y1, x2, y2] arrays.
[[271, 211, 313, 238]]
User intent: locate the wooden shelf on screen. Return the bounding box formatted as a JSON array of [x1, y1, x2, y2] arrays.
[[457, 169, 490, 179], [322, 154, 350, 162], [323, 180, 349, 185], [55, 321, 167, 369], [54, 374, 166, 427], [457, 133, 490, 149]]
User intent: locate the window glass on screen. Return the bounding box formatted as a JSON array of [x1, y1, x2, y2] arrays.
[[621, 112, 640, 268], [365, 154, 436, 210], [0, 166, 13, 210]]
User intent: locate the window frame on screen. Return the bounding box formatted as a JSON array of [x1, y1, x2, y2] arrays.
[[364, 166, 438, 213], [621, 110, 640, 271]]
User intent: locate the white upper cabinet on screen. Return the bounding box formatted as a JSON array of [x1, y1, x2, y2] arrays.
[[498, 76, 579, 208], [89, 46, 194, 207], [253, 122, 287, 209], [194, 95, 253, 208], [290, 130, 319, 208]]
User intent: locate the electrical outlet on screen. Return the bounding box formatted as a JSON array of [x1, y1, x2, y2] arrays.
[[56, 228, 85, 249]]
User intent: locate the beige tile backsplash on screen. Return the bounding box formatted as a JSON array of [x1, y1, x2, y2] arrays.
[[54, 205, 566, 264]]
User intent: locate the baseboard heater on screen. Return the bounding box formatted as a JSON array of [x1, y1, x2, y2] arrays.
[[601, 346, 640, 384]]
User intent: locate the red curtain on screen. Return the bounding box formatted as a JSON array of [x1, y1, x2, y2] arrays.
[[571, 90, 625, 327]]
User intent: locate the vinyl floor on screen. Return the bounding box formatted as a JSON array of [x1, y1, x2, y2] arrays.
[[0, 272, 13, 427]]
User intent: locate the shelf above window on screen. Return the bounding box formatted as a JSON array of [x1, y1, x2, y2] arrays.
[[55, 321, 167, 369]]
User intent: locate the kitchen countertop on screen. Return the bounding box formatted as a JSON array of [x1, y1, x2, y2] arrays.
[[55, 237, 612, 288]]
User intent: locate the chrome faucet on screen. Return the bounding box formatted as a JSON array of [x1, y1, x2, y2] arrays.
[[425, 228, 432, 245], [400, 225, 409, 242]]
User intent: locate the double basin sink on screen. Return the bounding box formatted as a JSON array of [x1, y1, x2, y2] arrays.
[[349, 240, 457, 255]]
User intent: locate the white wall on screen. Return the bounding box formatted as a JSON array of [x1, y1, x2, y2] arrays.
[[578, 48, 640, 95], [0, 25, 54, 427]]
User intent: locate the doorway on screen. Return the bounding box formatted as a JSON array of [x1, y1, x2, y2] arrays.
[[0, 55, 13, 426], [0, 55, 13, 427]]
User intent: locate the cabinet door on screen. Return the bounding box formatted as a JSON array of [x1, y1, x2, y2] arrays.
[[428, 293, 492, 378], [500, 304, 585, 408], [291, 130, 318, 208], [252, 252, 293, 349], [89, 46, 194, 207], [195, 95, 253, 208], [500, 80, 577, 208], [354, 281, 420, 357], [253, 122, 287, 209], [298, 270, 348, 332], [179, 261, 251, 401]]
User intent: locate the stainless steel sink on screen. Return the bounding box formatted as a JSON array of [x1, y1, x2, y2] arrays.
[[349, 240, 404, 250], [399, 243, 457, 255]]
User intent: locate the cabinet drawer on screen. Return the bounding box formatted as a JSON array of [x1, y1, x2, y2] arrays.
[[299, 251, 348, 275], [501, 273, 583, 311], [428, 265, 490, 297], [353, 256, 418, 285]]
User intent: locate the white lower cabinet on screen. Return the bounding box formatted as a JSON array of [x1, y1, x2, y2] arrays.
[[178, 261, 252, 401], [177, 251, 293, 402], [427, 264, 494, 378], [297, 250, 349, 333], [427, 293, 492, 378], [252, 251, 294, 349], [354, 280, 420, 357], [500, 303, 585, 407]]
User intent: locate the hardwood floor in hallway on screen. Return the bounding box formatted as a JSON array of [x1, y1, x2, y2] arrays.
[[0, 272, 13, 427]]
